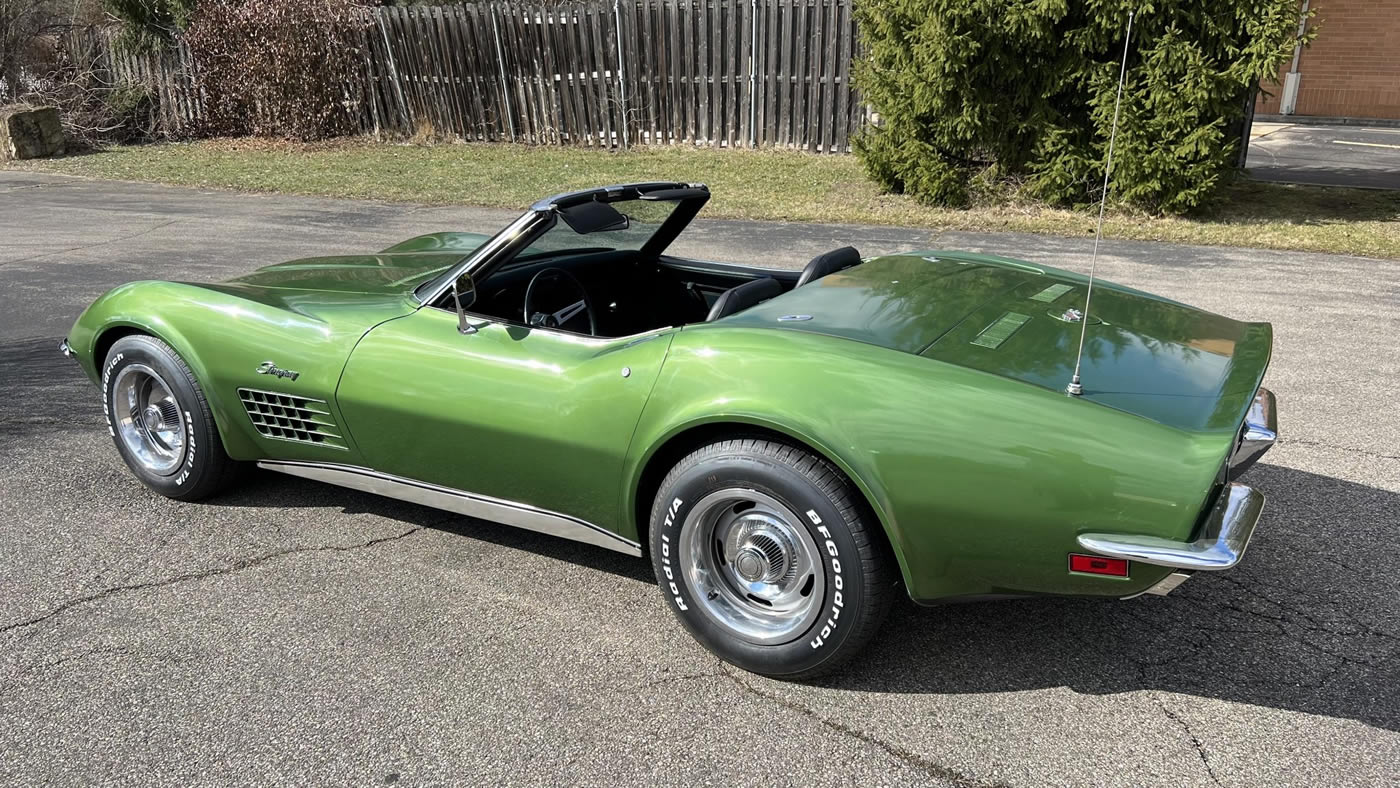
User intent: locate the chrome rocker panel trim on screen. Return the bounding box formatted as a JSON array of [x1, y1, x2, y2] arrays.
[[257, 460, 643, 557], [1077, 482, 1265, 571], [1228, 387, 1277, 479]]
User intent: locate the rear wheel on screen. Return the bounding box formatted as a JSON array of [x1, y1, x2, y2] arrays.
[[649, 438, 895, 678], [102, 334, 240, 501]]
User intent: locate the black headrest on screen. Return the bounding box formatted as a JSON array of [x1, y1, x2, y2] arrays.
[[706, 277, 783, 322], [796, 246, 861, 287]]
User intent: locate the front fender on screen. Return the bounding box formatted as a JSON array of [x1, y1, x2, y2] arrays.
[[69, 282, 267, 459], [68, 280, 389, 464]]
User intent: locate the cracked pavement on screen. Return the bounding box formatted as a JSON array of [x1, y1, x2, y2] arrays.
[[1, 171, 1397, 785]]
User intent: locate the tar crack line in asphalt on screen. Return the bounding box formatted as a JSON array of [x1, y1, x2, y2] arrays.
[[0, 527, 425, 637]]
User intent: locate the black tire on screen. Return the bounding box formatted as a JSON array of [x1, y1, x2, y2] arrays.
[[649, 438, 895, 679], [101, 334, 241, 501]]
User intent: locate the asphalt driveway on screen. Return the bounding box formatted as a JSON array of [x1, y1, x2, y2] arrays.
[[1, 171, 1397, 786]]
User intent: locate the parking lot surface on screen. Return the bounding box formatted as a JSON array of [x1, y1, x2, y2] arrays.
[[1248, 123, 1400, 190], [1, 171, 1396, 785]]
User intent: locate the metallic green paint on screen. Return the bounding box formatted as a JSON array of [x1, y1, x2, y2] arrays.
[[723, 254, 1036, 354], [336, 307, 675, 530], [624, 324, 1239, 601], [723, 252, 1273, 433], [225, 253, 459, 295], [380, 231, 493, 254], [67, 237, 1272, 605]]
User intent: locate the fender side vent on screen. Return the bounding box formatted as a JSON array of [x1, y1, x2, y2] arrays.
[[238, 388, 347, 450]]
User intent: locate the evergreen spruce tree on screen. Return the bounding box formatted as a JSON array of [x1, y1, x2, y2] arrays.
[[853, 0, 1310, 212]]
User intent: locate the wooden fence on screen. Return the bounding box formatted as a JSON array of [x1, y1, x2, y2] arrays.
[[64, 27, 205, 137], [72, 0, 866, 151], [366, 0, 865, 151]]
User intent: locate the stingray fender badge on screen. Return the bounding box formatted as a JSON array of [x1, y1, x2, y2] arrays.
[[256, 361, 300, 381]]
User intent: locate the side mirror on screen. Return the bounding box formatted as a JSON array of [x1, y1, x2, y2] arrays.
[[450, 273, 477, 335]]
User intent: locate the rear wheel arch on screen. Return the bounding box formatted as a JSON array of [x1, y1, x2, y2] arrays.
[[629, 419, 911, 589]]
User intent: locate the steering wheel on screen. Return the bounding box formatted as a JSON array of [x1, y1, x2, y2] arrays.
[[523, 267, 599, 336]]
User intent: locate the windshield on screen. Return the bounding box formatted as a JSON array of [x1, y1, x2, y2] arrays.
[[412, 192, 694, 304], [510, 198, 679, 266]]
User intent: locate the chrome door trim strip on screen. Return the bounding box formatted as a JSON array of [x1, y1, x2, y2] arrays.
[[257, 460, 642, 557]]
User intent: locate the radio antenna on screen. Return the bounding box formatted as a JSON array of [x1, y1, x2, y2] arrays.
[[1067, 10, 1135, 397]]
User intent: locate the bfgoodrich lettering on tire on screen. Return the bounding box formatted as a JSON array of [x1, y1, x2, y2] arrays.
[[102, 334, 240, 501], [649, 438, 895, 678]]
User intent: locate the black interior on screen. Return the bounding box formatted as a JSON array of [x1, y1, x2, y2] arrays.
[[461, 250, 801, 338], [705, 276, 784, 322], [427, 183, 864, 338], [797, 245, 861, 287]]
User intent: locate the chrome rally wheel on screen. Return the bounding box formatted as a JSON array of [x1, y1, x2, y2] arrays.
[[111, 364, 186, 476], [680, 489, 825, 645], [102, 334, 240, 501], [650, 438, 895, 679]]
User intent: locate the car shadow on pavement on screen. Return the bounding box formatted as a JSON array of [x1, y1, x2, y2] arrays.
[[15, 339, 1395, 731], [218, 470, 658, 585], [227, 454, 1400, 733], [826, 462, 1400, 733]]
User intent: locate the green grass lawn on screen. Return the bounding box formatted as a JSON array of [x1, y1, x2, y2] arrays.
[[12, 138, 1400, 258]]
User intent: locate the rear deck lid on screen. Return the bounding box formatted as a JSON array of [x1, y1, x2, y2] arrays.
[[728, 252, 1271, 433], [922, 279, 1273, 432]]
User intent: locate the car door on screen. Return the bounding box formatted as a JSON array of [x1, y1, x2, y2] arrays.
[[334, 305, 675, 547]]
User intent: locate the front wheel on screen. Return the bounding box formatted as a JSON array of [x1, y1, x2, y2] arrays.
[[102, 334, 240, 501], [649, 438, 895, 679]]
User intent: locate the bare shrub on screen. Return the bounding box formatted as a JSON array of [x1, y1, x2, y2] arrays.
[[185, 0, 371, 141], [10, 28, 163, 146]]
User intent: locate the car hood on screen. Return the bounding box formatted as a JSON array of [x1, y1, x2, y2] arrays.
[[171, 232, 493, 327], [727, 252, 1272, 432], [223, 231, 493, 296]]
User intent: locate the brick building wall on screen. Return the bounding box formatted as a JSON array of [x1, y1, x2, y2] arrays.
[[1256, 0, 1400, 120]]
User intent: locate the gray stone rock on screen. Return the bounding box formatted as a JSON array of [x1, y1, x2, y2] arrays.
[[0, 105, 66, 160]]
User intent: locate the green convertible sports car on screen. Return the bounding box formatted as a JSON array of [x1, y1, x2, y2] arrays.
[[63, 182, 1277, 677]]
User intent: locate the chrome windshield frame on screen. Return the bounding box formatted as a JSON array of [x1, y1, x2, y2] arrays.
[[411, 182, 711, 309], [412, 209, 546, 307]]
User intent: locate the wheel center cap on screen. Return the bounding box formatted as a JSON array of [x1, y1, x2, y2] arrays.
[[734, 547, 769, 582], [142, 404, 165, 431], [731, 528, 793, 585]]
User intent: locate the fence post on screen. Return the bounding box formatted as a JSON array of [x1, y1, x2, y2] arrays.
[[748, 0, 758, 147], [492, 8, 518, 141], [377, 11, 412, 129], [360, 24, 382, 136], [612, 0, 630, 148]]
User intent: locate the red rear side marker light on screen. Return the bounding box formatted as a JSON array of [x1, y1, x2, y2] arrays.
[[1069, 553, 1129, 577]]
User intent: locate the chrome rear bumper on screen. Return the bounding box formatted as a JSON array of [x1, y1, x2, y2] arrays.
[[1079, 387, 1274, 578], [1077, 482, 1266, 571], [1228, 387, 1277, 479]]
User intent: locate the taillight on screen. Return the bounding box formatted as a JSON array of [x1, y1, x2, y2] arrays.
[[1069, 553, 1129, 577]]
